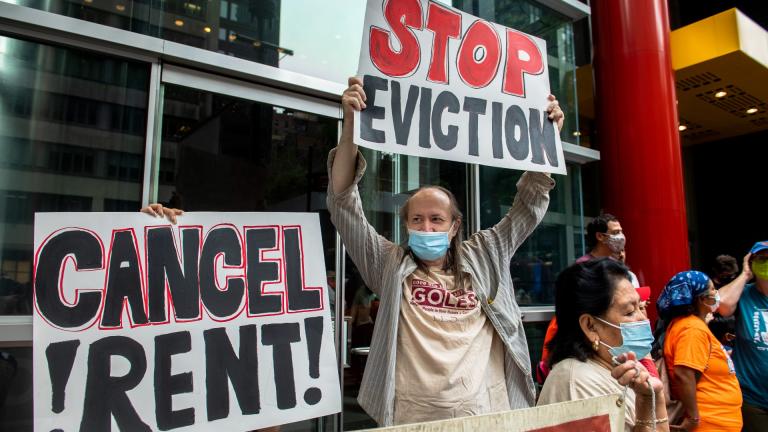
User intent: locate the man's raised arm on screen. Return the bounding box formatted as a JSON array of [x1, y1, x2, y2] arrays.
[[332, 77, 366, 194], [718, 253, 753, 317]]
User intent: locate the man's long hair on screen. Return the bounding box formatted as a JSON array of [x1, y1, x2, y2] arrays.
[[399, 186, 466, 290]]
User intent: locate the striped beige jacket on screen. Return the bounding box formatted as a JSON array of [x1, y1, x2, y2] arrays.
[[327, 149, 554, 426]]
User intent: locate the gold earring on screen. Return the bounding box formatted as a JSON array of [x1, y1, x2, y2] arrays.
[[592, 338, 600, 352]]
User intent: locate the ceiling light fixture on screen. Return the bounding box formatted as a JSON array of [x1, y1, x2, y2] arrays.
[[115, 4, 125, 11], [714, 91, 727, 98], [678, 125, 687, 132], [203, 26, 212, 33], [746, 107, 758, 114], [174, 19, 184, 27]]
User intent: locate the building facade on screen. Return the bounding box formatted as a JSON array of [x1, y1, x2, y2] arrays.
[[0, 0, 596, 430]]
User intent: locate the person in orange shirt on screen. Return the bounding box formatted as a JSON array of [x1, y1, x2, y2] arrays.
[[656, 271, 742, 431]]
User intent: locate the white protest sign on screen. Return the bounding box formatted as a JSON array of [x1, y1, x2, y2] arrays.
[[355, 0, 566, 174], [360, 394, 624, 432], [33, 212, 341, 431]]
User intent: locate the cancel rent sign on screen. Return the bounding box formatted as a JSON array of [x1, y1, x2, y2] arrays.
[[32, 212, 341, 431], [355, 0, 566, 174]]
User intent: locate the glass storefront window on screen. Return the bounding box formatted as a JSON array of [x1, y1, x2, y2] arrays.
[[11, 0, 367, 84], [0, 347, 32, 431], [157, 84, 336, 217], [0, 35, 149, 316], [480, 163, 582, 306]]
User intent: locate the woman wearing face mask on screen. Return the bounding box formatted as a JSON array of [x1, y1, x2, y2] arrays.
[[538, 258, 667, 432], [327, 77, 563, 426], [656, 271, 742, 431]]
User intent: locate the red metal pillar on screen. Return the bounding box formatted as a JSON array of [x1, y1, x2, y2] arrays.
[[591, 0, 690, 324]]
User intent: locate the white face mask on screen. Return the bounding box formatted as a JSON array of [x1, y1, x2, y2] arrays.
[[602, 232, 626, 253], [707, 292, 721, 313]]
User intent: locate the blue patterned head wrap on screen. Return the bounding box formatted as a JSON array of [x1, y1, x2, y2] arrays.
[[656, 270, 710, 317]]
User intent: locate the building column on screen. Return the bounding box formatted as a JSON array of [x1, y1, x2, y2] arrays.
[[591, 0, 689, 323]]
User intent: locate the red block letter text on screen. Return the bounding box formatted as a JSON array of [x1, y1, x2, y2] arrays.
[[369, 0, 423, 77], [503, 30, 543, 97], [456, 20, 501, 89], [425, 2, 461, 84]]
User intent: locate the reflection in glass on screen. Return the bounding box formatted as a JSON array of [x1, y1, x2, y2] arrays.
[[159, 85, 335, 213], [12, 0, 366, 84], [0, 35, 148, 316], [480, 164, 582, 306], [0, 347, 32, 431]]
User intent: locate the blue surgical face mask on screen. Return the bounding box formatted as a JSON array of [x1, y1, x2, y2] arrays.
[[596, 317, 654, 360], [408, 223, 453, 261]]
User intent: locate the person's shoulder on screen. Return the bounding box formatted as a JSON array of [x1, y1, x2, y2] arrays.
[[549, 358, 617, 400], [549, 357, 590, 380], [741, 282, 757, 299], [539, 358, 583, 405], [738, 283, 768, 310], [674, 314, 696, 324], [670, 315, 710, 337]]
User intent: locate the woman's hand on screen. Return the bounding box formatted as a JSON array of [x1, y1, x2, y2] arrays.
[[342, 77, 366, 119], [611, 352, 663, 397], [674, 417, 699, 431], [140, 203, 184, 224], [546, 94, 565, 132]]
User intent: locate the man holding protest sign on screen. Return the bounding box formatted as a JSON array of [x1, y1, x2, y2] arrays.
[[328, 74, 562, 426], [330, 0, 566, 425]]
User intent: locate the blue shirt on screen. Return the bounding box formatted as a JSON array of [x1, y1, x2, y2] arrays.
[[733, 283, 768, 409]]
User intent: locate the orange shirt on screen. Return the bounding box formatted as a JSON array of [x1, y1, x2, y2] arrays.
[[664, 315, 742, 431], [541, 317, 558, 367]]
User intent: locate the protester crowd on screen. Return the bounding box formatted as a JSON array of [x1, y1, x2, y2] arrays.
[[532, 213, 766, 431], [140, 77, 765, 432], [328, 77, 768, 431]]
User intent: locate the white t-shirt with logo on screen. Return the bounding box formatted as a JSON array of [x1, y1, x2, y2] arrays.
[[394, 266, 509, 424]]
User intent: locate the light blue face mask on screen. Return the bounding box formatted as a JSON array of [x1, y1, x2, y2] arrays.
[[596, 317, 654, 360], [408, 224, 453, 261]]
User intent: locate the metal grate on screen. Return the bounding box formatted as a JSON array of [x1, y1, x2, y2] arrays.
[[676, 72, 722, 91], [694, 85, 766, 118]]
